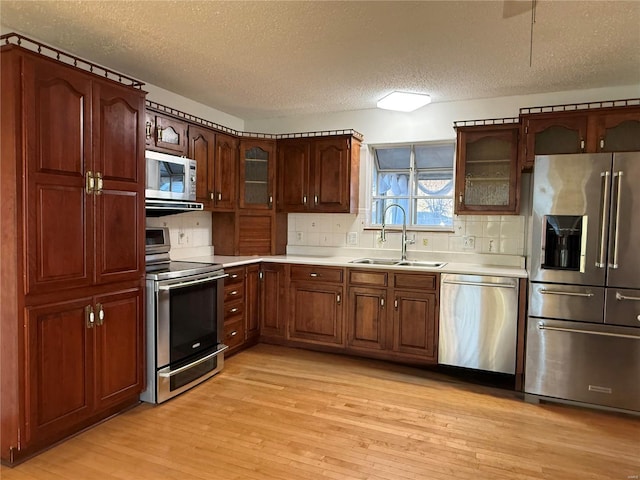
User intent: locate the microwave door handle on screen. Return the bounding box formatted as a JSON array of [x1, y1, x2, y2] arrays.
[[157, 273, 228, 291], [596, 171, 610, 268], [609, 171, 623, 269], [158, 345, 229, 378]]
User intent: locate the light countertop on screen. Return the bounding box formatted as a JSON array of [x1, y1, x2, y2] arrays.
[[182, 253, 528, 278]]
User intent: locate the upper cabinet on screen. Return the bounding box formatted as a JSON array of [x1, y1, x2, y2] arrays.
[[519, 102, 640, 170], [277, 135, 360, 213], [145, 111, 188, 156], [454, 123, 520, 215], [188, 124, 215, 208], [239, 139, 276, 209], [213, 133, 239, 211]]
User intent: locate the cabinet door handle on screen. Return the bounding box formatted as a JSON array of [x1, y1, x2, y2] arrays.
[[394, 299, 398, 309], [210, 192, 214, 200], [580, 139, 585, 151], [86, 171, 95, 195], [303, 195, 307, 205], [230, 274, 239, 279], [268, 195, 273, 208], [145, 121, 152, 139], [229, 307, 239, 314], [599, 138, 605, 150], [309, 273, 319, 278], [85, 305, 95, 329], [336, 294, 341, 305], [259, 271, 264, 280], [314, 195, 318, 205], [157, 126, 163, 142], [217, 192, 222, 201], [96, 303, 105, 326], [458, 193, 463, 205], [228, 330, 238, 337], [230, 290, 239, 296], [380, 297, 385, 307]]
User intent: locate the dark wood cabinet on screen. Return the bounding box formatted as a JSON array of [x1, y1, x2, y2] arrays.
[[188, 125, 215, 208], [289, 266, 345, 346], [277, 135, 360, 213], [145, 111, 188, 155], [346, 269, 439, 363], [454, 124, 520, 215], [212, 211, 287, 256], [213, 133, 238, 211], [223, 266, 246, 354], [519, 103, 640, 170], [245, 264, 261, 341], [260, 263, 288, 339], [239, 139, 276, 210], [1, 45, 145, 464]]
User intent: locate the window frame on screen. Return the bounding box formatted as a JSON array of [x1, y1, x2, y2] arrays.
[[367, 141, 456, 233]]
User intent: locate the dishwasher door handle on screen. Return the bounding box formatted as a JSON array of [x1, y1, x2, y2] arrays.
[[442, 280, 516, 289]]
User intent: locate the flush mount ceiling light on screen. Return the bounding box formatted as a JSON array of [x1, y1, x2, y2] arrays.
[[376, 91, 432, 112]]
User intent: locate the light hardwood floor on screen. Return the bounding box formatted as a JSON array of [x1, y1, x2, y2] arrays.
[[2, 344, 638, 480]]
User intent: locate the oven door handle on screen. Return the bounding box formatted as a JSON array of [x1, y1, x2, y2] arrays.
[[158, 273, 228, 291], [158, 344, 229, 378]]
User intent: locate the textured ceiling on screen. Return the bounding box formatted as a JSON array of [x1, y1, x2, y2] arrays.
[[1, 1, 639, 120]]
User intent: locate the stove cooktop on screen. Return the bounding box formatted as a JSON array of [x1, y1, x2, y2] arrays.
[[145, 261, 223, 281]]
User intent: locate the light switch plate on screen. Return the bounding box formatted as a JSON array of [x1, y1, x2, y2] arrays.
[[347, 231, 358, 245]]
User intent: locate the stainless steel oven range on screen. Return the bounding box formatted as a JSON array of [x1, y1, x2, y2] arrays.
[[141, 227, 227, 404]]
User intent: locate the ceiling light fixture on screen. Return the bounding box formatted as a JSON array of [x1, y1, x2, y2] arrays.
[[376, 91, 432, 112]]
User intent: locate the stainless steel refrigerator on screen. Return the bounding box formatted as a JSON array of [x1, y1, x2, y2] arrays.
[[525, 152, 640, 413]]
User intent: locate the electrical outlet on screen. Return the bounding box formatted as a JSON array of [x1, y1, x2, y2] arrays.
[[463, 235, 475, 249], [296, 231, 304, 242], [347, 232, 358, 245], [422, 238, 429, 247]]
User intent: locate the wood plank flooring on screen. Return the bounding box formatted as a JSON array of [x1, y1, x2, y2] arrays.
[[2, 344, 639, 480]]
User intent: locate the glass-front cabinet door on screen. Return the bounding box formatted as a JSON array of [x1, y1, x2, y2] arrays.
[[455, 124, 519, 215], [239, 139, 275, 209]]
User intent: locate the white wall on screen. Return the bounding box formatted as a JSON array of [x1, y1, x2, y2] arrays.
[[246, 85, 640, 143]]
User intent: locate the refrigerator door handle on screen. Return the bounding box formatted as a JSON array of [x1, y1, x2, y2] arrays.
[[596, 171, 610, 268], [609, 171, 623, 270], [537, 322, 639, 340], [538, 288, 594, 298], [616, 292, 640, 302]]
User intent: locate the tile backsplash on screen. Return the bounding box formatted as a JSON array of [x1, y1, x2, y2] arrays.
[[146, 211, 214, 258], [287, 212, 526, 256]]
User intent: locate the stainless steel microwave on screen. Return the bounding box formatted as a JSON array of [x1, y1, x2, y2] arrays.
[[145, 150, 197, 202]]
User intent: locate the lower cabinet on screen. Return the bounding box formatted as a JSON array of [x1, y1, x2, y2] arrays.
[[223, 265, 261, 356], [347, 269, 439, 363], [25, 286, 143, 449], [288, 266, 345, 347], [260, 263, 288, 339]]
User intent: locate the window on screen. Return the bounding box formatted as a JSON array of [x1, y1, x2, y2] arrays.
[[370, 142, 455, 230]]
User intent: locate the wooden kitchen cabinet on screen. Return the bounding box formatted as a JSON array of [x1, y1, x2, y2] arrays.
[[346, 269, 439, 363], [1, 44, 145, 464], [519, 102, 640, 170], [212, 210, 287, 256], [260, 263, 289, 338], [277, 135, 360, 213], [239, 139, 276, 209], [289, 265, 345, 347], [213, 132, 238, 211], [188, 124, 215, 208], [223, 266, 246, 354], [145, 110, 188, 155], [245, 264, 261, 342], [454, 123, 520, 215]]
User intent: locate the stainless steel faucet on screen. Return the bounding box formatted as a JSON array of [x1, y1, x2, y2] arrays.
[[381, 203, 415, 261]]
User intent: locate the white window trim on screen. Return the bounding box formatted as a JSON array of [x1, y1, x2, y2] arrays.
[[364, 141, 456, 233]]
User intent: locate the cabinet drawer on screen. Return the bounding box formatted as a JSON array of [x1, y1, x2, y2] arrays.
[[394, 273, 437, 291], [224, 285, 244, 303], [348, 269, 388, 287], [290, 265, 343, 283], [225, 267, 245, 286], [224, 318, 245, 349], [224, 300, 244, 321]]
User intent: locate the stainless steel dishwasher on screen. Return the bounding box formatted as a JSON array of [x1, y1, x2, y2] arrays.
[[439, 274, 519, 374]]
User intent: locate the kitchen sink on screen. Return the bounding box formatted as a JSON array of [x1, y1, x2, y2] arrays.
[[395, 260, 447, 268], [349, 258, 447, 268], [349, 258, 400, 265]]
